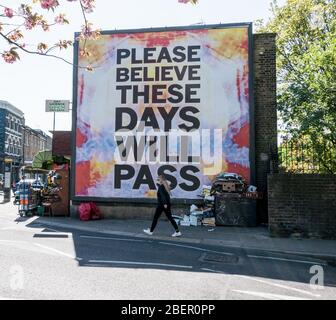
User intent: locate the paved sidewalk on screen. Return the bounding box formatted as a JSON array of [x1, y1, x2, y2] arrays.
[[1, 193, 336, 262], [33, 215, 336, 262]]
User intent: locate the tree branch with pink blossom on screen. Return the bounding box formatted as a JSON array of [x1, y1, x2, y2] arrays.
[[0, 0, 198, 68]]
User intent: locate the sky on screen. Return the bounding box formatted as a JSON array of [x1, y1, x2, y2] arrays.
[[0, 0, 286, 134]]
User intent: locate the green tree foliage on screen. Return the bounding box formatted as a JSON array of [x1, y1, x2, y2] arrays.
[[259, 0, 336, 173]]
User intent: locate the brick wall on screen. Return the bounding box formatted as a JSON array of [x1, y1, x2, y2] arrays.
[[253, 33, 277, 223], [52, 131, 72, 157], [268, 174, 336, 239]]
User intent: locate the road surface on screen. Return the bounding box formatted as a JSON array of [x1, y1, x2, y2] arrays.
[[0, 194, 335, 300]]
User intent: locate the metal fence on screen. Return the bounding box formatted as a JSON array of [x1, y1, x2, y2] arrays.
[[278, 138, 336, 174]]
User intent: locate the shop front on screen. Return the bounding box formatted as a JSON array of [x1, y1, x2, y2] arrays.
[[15, 151, 70, 217]]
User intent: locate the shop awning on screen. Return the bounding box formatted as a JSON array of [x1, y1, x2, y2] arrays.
[[32, 150, 52, 168]]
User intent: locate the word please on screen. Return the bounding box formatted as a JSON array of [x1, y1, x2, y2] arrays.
[[116, 46, 201, 64]]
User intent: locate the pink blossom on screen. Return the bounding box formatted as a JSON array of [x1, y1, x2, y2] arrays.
[[24, 18, 34, 30], [81, 23, 93, 37], [79, 23, 100, 40], [80, 0, 95, 13], [4, 7, 14, 18], [40, 0, 59, 10], [8, 31, 23, 42], [65, 0, 95, 13], [41, 22, 50, 31], [178, 0, 197, 3], [2, 51, 18, 64], [55, 14, 67, 24]]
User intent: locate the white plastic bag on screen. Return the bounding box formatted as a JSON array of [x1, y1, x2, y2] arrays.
[[190, 204, 198, 213], [247, 185, 257, 192]]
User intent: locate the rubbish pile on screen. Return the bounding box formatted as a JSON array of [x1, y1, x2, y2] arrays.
[[211, 172, 245, 194], [173, 185, 216, 228], [174, 201, 216, 228], [174, 172, 262, 228], [210, 172, 262, 199]]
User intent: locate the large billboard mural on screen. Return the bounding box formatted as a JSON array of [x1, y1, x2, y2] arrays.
[[73, 24, 253, 201]]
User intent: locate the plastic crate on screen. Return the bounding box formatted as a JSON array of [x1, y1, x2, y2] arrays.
[[36, 206, 45, 216]]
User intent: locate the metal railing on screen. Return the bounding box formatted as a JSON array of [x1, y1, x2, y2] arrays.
[[278, 138, 336, 174]]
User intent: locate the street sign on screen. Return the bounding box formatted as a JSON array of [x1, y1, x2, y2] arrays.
[[45, 100, 70, 112]]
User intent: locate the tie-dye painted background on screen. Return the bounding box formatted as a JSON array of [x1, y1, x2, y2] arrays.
[[73, 25, 252, 200]]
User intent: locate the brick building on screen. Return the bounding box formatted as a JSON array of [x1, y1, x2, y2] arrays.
[[0, 100, 25, 183], [51, 131, 72, 158], [23, 126, 52, 166]]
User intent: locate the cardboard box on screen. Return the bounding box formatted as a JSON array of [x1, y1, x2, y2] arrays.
[[203, 217, 216, 227], [221, 182, 236, 192], [190, 215, 200, 226]]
